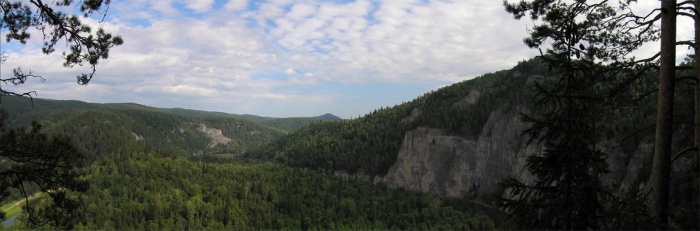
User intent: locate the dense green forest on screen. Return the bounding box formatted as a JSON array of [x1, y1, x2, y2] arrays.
[[0, 97, 339, 161], [6, 144, 497, 230], [1, 57, 698, 230], [246, 58, 659, 176], [245, 57, 698, 229]]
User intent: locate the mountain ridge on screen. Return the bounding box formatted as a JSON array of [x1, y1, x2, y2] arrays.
[[1, 58, 696, 228], [0, 96, 341, 122], [0, 96, 341, 161], [245, 57, 697, 215]]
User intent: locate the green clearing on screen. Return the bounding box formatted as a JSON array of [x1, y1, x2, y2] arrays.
[[1, 202, 20, 218], [1, 193, 45, 218]]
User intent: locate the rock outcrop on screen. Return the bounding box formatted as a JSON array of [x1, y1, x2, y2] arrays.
[[382, 103, 536, 197], [197, 124, 232, 148], [380, 102, 674, 199]]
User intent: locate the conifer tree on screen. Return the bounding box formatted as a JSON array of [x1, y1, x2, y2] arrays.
[[0, 0, 123, 97], [0, 0, 121, 228], [0, 109, 88, 229], [499, 0, 658, 229]]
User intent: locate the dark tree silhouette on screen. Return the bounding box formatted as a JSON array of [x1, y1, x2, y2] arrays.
[[0, 0, 123, 97], [0, 0, 121, 228], [499, 0, 659, 229], [0, 109, 88, 229], [651, 0, 677, 227]]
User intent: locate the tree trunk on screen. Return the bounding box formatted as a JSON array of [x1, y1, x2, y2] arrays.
[[695, 0, 699, 150], [651, 0, 677, 228]]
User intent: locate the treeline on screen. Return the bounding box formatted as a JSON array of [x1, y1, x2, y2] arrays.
[[244, 57, 697, 229], [410, 58, 545, 137], [246, 101, 415, 176], [18, 144, 496, 230], [246, 57, 680, 179], [246, 58, 556, 176], [0, 98, 290, 161]]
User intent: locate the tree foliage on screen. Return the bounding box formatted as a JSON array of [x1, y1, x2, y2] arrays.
[[0, 109, 87, 229], [0, 97, 291, 162], [498, 0, 663, 229], [15, 144, 498, 230], [0, 0, 123, 97]]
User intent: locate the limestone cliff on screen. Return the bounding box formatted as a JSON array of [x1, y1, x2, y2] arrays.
[[197, 123, 233, 148], [380, 102, 673, 199], [382, 103, 537, 197]]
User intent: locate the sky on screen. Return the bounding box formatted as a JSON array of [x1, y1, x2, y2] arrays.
[[0, 0, 694, 118]]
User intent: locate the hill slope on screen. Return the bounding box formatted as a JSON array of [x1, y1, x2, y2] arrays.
[[246, 58, 545, 177], [0, 97, 339, 160], [246, 58, 696, 207]]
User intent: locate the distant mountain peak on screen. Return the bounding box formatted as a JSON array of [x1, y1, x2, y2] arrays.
[[316, 113, 341, 120]]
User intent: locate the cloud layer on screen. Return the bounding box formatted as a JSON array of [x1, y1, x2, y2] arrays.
[[2, 0, 689, 118]]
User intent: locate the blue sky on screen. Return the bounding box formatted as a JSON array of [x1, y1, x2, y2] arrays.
[[0, 0, 692, 118]]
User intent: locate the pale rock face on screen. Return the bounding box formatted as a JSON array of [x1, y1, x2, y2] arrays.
[[382, 127, 477, 197], [197, 124, 232, 148], [382, 103, 535, 197], [132, 132, 145, 141], [338, 81, 693, 200], [380, 102, 666, 200], [452, 90, 481, 109]]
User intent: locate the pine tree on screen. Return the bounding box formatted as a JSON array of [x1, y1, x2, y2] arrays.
[[499, 0, 658, 229], [0, 109, 88, 229]]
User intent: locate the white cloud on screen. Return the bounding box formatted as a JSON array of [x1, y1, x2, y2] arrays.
[[185, 0, 215, 13], [225, 0, 249, 11], [285, 68, 296, 75], [0, 0, 560, 117], [150, 0, 178, 17]]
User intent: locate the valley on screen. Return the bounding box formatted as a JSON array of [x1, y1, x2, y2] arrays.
[[1, 0, 697, 229], [0, 58, 697, 230]]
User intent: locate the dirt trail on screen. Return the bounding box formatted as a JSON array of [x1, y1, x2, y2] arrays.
[[2, 192, 43, 213]]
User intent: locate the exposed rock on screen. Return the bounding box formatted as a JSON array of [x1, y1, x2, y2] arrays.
[[197, 124, 232, 148], [402, 108, 422, 124], [513, 71, 522, 78], [382, 127, 476, 197], [526, 74, 544, 85], [380, 102, 667, 200], [131, 132, 145, 141], [383, 103, 534, 196], [452, 91, 481, 109]]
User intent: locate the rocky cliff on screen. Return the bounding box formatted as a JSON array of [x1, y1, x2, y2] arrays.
[[380, 101, 693, 199], [382, 103, 538, 198], [197, 123, 233, 148]]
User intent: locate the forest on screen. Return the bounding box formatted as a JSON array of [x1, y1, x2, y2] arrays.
[[0, 96, 502, 230], [1, 143, 494, 230], [1, 55, 696, 230], [1, 0, 699, 230]]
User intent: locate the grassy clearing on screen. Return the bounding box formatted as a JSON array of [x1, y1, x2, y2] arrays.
[[1, 193, 44, 218], [3, 204, 22, 218]]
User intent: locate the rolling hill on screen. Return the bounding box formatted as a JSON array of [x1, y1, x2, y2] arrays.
[[0, 97, 341, 161], [245, 57, 696, 228]]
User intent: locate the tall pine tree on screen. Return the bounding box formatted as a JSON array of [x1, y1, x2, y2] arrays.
[[499, 0, 658, 229]]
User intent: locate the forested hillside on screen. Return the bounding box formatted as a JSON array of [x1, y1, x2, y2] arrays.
[[7, 143, 497, 230], [247, 58, 551, 175], [2, 58, 697, 229], [0, 97, 338, 161], [246, 57, 698, 229], [248, 57, 668, 178], [1, 97, 502, 230]]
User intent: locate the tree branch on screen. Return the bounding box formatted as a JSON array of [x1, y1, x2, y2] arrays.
[[671, 146, 697, 163], [678, 11, 696, 19], [676, 40, 696, 48]]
